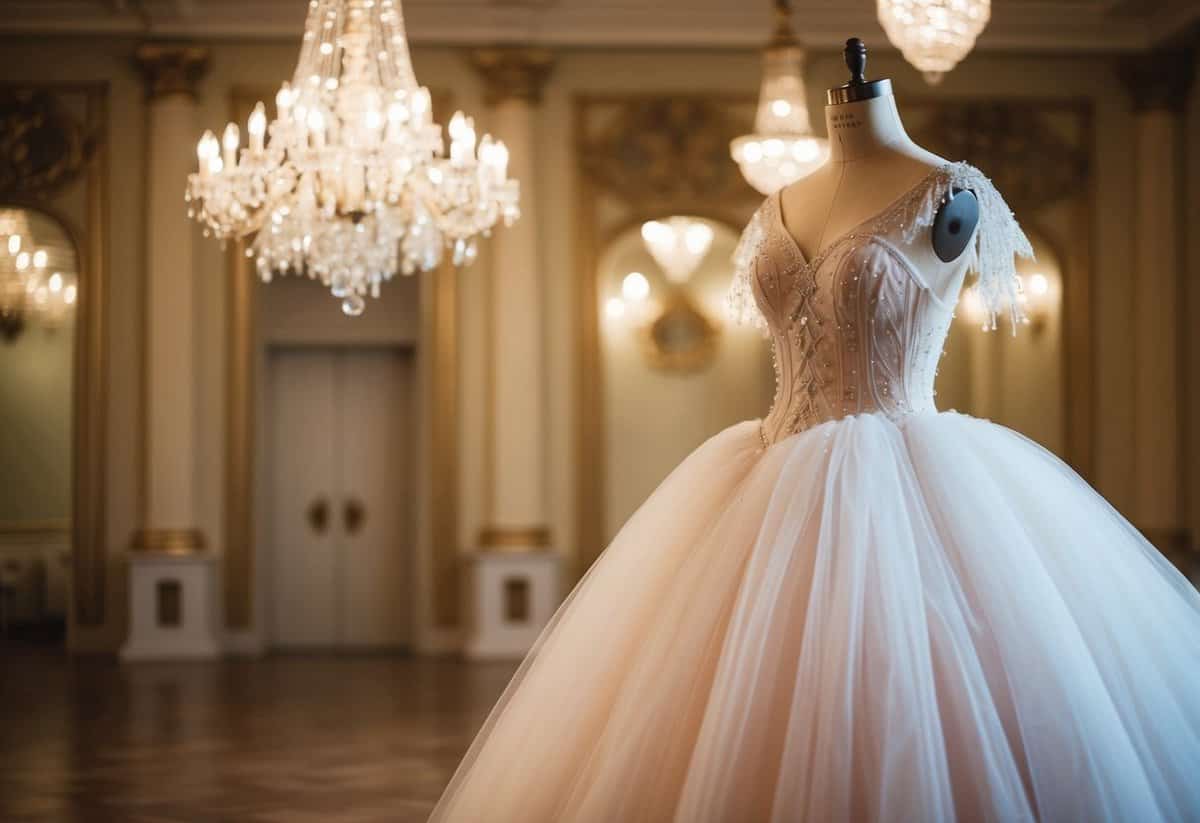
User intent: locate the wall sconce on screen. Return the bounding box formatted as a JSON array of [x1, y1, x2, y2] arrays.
[[958, 269, 1059, 338], [604, 217, 723, 372]]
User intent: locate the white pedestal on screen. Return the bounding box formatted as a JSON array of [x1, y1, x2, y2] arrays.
[[120, 552, 221, 661], [464, 551, 561, 660]]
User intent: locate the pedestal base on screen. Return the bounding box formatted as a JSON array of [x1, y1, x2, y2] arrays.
[[464, 551, 560, 660], [120, 552, 221, 661]]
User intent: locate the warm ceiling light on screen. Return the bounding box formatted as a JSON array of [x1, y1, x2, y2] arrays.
[[731, 0, 828, 194], [877, 0, 991, 85]]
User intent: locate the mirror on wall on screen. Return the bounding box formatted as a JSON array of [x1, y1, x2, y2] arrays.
[[0, 206, 78, 643], [937, 227, 1066, 455], [598, 215, 772, 539]]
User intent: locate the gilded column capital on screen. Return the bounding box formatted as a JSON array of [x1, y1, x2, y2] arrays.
[[134, 42, 210, 101], [470, 48, 555, 106], [1118, 46, 1195, 114]]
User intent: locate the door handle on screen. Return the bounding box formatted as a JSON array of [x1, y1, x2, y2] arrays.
[[344, 498, 366, 535], [307, 497, 330, 534]]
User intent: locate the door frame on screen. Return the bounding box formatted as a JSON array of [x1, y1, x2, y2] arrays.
[[262, 343, 419, 651]]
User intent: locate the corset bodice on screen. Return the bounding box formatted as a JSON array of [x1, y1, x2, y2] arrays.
[[727, 162, 1033, 447]]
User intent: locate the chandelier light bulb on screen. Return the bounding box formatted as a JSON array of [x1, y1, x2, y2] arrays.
[[622, 271, 651, 303], [185, 0, 519, 313], [605, 297, 626, 320], [64, 283, 77, 305], [48, 272, 63, 292], [32, 249, 47, 269], [7, 234, 19, 254]]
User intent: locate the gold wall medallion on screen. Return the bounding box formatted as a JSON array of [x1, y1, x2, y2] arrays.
[[639, 292, 720, 374]]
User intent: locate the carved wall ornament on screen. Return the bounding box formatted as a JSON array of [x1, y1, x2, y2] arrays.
[[0, 90, 96, 198], [579, 98, 757, 209], [134, 42, 210, 101], [639, 292, 721, 373], [470, 48, 555, 105], [913, 102, 1089, 213]]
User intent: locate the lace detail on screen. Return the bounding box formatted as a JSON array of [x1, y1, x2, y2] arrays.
[[895, 163, 1034, 333], [727, 204, 769, 333], [731, 161, 1033, 446]]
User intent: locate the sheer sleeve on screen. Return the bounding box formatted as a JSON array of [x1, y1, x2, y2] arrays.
[[900, 163, 1035, 333], [726, 203, 770, 334]]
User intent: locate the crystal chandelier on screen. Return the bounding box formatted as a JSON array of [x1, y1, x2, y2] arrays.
[[640, 218, 714, 284], [0, 210, 78, 341], [877, 0, 991, 85], [186, 0, 519, 316], [731, 0, 828, 196]]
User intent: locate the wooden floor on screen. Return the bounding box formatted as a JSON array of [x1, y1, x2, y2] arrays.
[[0, 649, 516, 822]]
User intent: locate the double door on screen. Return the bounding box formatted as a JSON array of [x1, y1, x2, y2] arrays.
[[268, 347, 414, 649]]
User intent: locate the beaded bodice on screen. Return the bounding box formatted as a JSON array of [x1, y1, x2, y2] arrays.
[[728, 162, 1032, 446]]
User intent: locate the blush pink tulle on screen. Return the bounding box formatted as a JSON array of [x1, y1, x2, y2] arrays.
[[430, 412, 1200, 822]]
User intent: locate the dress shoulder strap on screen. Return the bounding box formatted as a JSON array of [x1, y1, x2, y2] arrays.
[[898, 162, 1035, 332]]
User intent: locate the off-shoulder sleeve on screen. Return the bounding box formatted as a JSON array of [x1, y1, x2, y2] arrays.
[[901, 162, 1035, 333], [726, 203, 770, 333]]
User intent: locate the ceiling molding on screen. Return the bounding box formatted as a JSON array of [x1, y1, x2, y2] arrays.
[[0, 1, 1195, 53]]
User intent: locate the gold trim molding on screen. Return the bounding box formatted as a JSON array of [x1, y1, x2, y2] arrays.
[[469, 48, 555, 106], [134, 42, 210, 101], [478, 526, 552, 552], [130, 527, 207, 555]]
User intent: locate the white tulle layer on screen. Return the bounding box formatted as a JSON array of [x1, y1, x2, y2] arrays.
[[430, 412, 1200, 823]]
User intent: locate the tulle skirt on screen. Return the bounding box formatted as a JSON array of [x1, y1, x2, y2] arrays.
[[430, 411, 1200, 822]]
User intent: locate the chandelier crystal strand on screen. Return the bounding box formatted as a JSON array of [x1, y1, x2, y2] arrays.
[[877, 0, 991, 85], [731, 0, 828, 195], [185, 0, 519, 315]]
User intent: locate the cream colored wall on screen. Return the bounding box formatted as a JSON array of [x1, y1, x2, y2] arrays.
[[0, 32, 1178, 650]]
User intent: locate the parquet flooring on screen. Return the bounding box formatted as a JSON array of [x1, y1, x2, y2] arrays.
[[0, 650, 516, 822]]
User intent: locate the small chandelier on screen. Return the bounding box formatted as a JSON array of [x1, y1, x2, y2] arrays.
[[731, 0, 828, 196], [877, 0, 991, 85], [0, 210, 78, 342], [186, 0, 519, 316]]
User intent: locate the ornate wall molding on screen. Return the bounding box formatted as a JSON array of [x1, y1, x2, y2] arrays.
[[470, 48, 555, 105], [133, 42, 210, 101], [579, 97, 756, 212], [912, 102, 1090, 214], [0, 89, 97, 198]]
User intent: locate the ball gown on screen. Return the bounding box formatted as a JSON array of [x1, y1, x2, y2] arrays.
[[430, 162, 1200, 822]]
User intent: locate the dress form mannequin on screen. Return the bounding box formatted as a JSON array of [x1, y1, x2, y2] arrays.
[[779, 38, 977, 301]]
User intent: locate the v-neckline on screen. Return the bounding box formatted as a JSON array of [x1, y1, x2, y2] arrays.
[[771, 162, 954, 273]]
